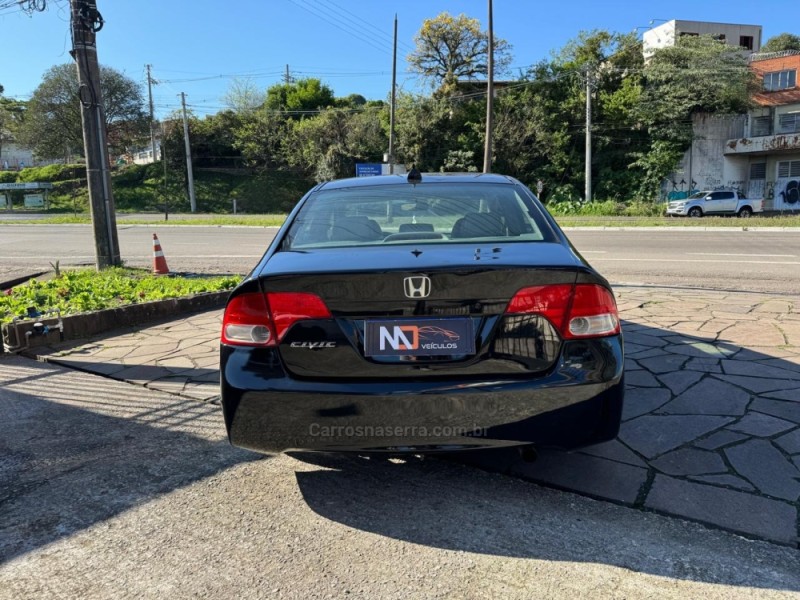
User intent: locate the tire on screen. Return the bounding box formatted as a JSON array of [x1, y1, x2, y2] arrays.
[[688, 207, 703, 218], [737, 206, 753, 218]]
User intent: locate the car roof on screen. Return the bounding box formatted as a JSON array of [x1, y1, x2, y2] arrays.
[[317, 173, 518, 191]]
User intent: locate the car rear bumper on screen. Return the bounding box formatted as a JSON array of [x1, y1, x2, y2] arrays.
[[220, 337, 624, 453]]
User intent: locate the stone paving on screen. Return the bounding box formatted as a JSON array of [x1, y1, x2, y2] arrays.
[[33, 312, 222, 401], [31, 286, 800, 547]]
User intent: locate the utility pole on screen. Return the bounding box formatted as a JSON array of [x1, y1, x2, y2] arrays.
[[483, 0, 494, 173], [162, 121, 168, 221], [585, 67, 593, 202], [180, 92, 197, 212], [146, 64, 157, 164], [70, 0, 120, 268], [388, 14, 397, 175], [284, 64, 291, 84]]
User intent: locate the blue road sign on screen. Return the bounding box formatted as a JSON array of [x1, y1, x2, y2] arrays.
[[355, 163, 383, 177]]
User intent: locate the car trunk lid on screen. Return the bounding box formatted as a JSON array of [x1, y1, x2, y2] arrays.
[[260, 243, 592, 379]]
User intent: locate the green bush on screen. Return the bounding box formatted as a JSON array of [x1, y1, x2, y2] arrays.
[[5, 163, 315, 214], [112, 163, 161, 186], [17, 164, 85, 183], [545, 198, 664, 217], [0, 268, 241, 324]]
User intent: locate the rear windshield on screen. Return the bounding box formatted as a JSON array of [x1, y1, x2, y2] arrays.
[[282, 182, 555, 250]]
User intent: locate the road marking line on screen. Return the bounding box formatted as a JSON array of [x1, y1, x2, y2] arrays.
[[685, 253, 795, 258], [591, 258, 800, 265]]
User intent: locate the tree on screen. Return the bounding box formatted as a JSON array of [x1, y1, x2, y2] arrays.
[[639, 36, 757, 142], [334, 93, 368, 109], [264, 78, 335, 116], [223, 77, 265, 114], [491, 30, 648, 201], [233, 106, 292, 170], [761, 33, 800, 53], [283, 106, 387, 181], [17, 63, 147, 160], [408, 12, 512, 91], [0, 96, 26, 160], [634, 35, 758, 196], [190, 110, 243, 168], [393, 93, 453, 170]]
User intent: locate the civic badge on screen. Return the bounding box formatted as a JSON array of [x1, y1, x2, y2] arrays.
[[404, 275, 431, 298]]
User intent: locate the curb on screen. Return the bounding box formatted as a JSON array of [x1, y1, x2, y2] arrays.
[[0, 271, 49, 290], [2, 290, 229, 353], [561, 226, 800, 232]]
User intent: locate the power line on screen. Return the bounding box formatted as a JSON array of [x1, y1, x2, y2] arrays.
[[291, 0, 398, 55], [318, 0, 415, 54], [157, 69, 404, 84], [284, 0, 392, 57]]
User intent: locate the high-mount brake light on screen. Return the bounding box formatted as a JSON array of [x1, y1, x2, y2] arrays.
[[507, 284, 619, 339], [221, 291, 332, 347]]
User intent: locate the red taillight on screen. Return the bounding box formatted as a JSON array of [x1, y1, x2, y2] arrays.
[[221, 291, 331, 347], [567, 284, 620, 338], [221, 292, 275, 346], [266, 292, 332, 341], [506, 284, 573, 332], [507, 284, 619, 339]]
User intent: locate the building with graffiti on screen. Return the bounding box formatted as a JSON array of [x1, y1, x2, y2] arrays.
[[664, 49, 800, 209], [724, 50, 800, 211]]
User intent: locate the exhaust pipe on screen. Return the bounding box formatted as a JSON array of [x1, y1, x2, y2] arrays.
[[517, 445, 538, 463]]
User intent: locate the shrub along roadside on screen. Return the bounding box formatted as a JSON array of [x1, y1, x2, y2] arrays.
[[0, 268, 240, 325], [546, 199, 666, 217], [1, 163, 314, 215], [5, 212, 800, 228]]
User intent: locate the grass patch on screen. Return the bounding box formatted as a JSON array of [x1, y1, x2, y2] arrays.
[[1, 163, 314, 215], [1, 268, 241, 325], [5, 213, 800, 228], [553, 215, 800, 227], [115, 214, 288, 226], [0, 214, 288, 226]]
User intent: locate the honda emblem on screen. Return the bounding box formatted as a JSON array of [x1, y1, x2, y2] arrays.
[[403, 275, 431, 298]]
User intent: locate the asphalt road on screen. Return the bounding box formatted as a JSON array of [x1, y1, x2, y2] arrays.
[[1, 357, 798, 599], [1, 224, 799, 293], [571, 229, 800, 294]]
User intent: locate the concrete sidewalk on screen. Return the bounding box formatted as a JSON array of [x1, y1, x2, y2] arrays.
[[31, 286, 800, 547]]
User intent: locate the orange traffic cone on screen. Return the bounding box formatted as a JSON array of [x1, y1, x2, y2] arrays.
[[152, 233, 170, 274]]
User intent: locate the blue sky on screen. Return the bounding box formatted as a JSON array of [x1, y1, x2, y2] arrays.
[[0, 0, 794, 118]]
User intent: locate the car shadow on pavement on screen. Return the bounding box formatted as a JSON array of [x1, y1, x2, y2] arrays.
[[443, 319, 800, 546], [290, 451, 800, 592], [0, 358, 260, 565], [30, 355, 222, 401], [289, 315, 800, 588]]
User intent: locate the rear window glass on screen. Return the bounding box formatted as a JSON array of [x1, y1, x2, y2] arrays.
[[282, 182, 554, 249]]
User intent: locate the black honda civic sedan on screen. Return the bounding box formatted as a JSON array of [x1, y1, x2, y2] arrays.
[[220, 173, 623, 454]]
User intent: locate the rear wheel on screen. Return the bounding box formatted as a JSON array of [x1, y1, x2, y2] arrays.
[[688, 207, 703, 218], [737, 206, 753, 218]]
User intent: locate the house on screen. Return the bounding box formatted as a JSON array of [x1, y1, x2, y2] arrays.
[[643, 19, 762, 59], [662, 47, 800, 209], [130, 141, 161, 165], [0, 140, 34, 170], [665, 113, 748, 200], [723, 50, 800, 210]]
